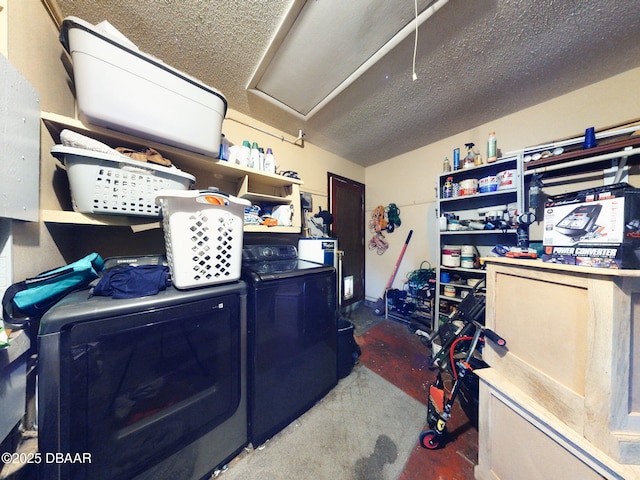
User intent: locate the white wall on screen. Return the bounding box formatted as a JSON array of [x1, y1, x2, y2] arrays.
[[364, 67, 640, 302], [220, 109, 364, 214]]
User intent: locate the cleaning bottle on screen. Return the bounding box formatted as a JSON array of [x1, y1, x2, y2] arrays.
[[473, 144, 483, 166], [264, 148, 276, 174], [443, 156, 451, 172], [239, 140, 251, 166], [463, 143, 476, 169], [218, 134, 230, 161], [249, 142, 260, 168], [487, 132, 497, 163], [258, 147, 265, 171]]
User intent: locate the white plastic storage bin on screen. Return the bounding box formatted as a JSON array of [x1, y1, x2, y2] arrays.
[[51, 145, 195, 217], [60, 16, 227, 157], [155, 189, 250, 289]]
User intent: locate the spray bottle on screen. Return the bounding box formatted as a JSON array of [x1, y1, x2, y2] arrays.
[[463, 143, 476, 169]]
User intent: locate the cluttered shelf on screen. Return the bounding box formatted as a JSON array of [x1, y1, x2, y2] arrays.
[[41, 112, 303, 189], [523, 125, 640, 175], [439, 187, 518, 204], [41, 112, 303, 232], [439, 229, 518, 235], [383, 261, 437, 330]]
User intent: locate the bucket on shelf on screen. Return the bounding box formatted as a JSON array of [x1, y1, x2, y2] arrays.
[[460, 245, 476, 269], [442, 245, 461, 267]]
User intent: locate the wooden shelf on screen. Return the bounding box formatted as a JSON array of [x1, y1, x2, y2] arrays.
[[243, 224, 301, 234], [41, 209, 161, 230], [524, 133, 640, 173], [41, 112, 303, 232]]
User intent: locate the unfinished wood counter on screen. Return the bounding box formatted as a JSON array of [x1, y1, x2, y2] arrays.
[[475, 258, 640, 480]]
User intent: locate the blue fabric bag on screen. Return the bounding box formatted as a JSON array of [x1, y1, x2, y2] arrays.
[[2, 252, 104, 323]]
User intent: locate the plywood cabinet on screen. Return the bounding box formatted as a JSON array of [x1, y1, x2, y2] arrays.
[[475, 258, 640, 480]]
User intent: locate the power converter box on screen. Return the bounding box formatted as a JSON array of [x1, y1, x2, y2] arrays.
[[542, 183, 640, 269]]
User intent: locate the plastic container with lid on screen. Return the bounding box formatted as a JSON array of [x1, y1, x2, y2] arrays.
[[60, 16, 227, 157]]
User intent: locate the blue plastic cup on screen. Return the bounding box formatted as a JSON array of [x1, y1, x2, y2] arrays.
[[583, 127, 596, 149]]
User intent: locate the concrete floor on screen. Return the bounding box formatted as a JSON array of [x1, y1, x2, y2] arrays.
[[350, 305, 478, 480]]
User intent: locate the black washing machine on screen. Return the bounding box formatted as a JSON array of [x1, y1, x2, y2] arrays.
[[242, 245, 338, 446]]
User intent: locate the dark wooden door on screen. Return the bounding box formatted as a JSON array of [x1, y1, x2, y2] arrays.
[[328, 173, 365, 310]]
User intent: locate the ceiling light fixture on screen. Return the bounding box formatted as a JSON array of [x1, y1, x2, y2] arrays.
[[247, 0, 449, 121]]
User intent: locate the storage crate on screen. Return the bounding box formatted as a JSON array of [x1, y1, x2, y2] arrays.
[[60, 17, 227, 157], [51, 145, 195, 217], [155, 189, 250, 289]]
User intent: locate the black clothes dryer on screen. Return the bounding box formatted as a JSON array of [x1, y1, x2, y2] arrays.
[[37, 281, 248, 480]]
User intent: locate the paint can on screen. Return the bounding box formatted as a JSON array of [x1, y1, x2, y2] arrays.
[[467, 278, 482, 287], [478, 175, 498, 193], [443, 285, 456, 297], [441, 245, 461, 267], [497, 169, 516, 190], [459, 179, 478, 196], [439, 299, 450, 313], [460, 245, 475, 268]]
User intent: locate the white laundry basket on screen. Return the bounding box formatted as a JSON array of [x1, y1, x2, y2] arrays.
[[155, 189, 250, 289], [51, 145, 196, 217]]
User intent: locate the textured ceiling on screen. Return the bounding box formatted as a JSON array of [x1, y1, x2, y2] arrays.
[[55, 0, 640, 167]]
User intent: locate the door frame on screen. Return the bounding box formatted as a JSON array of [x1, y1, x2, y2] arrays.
[[328, 173, 365, 311]]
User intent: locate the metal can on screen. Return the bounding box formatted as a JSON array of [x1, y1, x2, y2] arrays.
[[453, 148, 460, 170], [442, 176, 453, 199]]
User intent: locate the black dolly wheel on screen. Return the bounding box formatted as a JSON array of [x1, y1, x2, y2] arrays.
[[419, 429, 440, 449]]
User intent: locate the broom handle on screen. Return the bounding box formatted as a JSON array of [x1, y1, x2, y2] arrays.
[[384, 230, 413, 291]]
